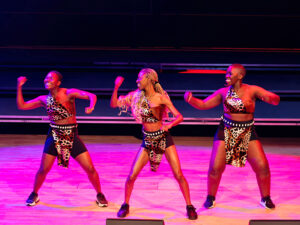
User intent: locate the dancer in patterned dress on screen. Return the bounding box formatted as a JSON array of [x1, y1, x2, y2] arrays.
[[184, 64, 280, 209], [17, 71, 107, 207], [110, 68, 197, 220]]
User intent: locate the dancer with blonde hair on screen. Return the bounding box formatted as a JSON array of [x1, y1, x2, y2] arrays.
[[111, 68, 197, 220]]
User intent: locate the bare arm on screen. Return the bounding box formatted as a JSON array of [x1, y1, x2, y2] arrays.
[[184, 89, 223, 110], [160, 95, 183, 131], [254, 85, 280, 105], [67, 88, 97, 114], [110, 76, 124, 108], [16, 76, 44, 110]]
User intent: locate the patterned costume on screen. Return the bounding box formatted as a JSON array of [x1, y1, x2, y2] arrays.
[[118, 91, 174, 171], [45, 95, 80, 168], [217, 87, 258, 167]]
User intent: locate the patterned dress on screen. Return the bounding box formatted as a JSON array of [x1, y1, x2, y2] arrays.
[[118, 91, 168, 172], [47, 95, 75, 168], [223, 87, 254, 167]]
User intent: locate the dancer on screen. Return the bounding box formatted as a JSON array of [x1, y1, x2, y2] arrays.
[[110, 68, 197, 220], [17, 71, 108, 207], [184, 64, 279, 209]]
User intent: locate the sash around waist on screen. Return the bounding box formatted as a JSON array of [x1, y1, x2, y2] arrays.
[[221, 115, 254, 127], [50, 123, 78, 130]]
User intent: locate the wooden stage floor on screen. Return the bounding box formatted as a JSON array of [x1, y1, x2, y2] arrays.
[[0, 134, 299, 225]]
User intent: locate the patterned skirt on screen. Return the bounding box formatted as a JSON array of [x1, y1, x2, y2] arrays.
[[50, 123, 78, 168], [221, 116, 255, 167], [142, 129, 168, 172]]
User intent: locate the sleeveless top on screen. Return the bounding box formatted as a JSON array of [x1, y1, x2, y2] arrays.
[[140, 98, 159, 123], [46, 95, 73, 121], [224, 87, 248, 114]]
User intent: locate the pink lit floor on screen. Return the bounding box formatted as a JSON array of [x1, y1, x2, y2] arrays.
[[0, 134, 299, 225]]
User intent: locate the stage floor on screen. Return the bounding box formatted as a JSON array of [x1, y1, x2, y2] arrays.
[[0, 134, 299, 225]]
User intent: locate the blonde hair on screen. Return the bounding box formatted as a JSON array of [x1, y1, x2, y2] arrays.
[[118, 68, 170, 123]]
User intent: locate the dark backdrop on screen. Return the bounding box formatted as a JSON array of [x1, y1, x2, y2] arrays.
[[0, 1, 300, 136], [1, 0, 299, 48]]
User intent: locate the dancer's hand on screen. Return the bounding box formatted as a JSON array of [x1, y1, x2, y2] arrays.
[[114, 76, 124, 88], [184, 91, 193, 103], [17, 76, 27, 87], [160, 124, 171, 132], [85, 106, 94, 114]]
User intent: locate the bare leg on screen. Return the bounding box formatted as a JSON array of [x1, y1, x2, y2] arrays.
[[247, 140, 271, 198], [124, 147, 149, 204], [207, 140, 226, 197], [164, 145, 192, 205], [75, 151, 102, 193], [33, 153, 56, 193]]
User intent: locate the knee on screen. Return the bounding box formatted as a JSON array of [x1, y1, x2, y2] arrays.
[[256, 163, 270, 177], [173, 171, 185, 182], [126, 174, 137, 184], [37, 167, 51, 176], [85, 165, 97, 175], [208, 166, 224, 177]]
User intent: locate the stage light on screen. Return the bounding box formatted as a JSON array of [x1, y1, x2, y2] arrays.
[[179, 69, 226, 74]]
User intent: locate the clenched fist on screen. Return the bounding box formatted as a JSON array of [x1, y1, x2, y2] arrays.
[[17, 76, 27, 87], [114, 76, 124, 88]]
